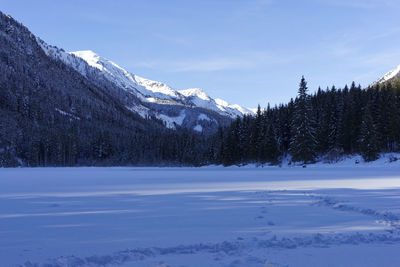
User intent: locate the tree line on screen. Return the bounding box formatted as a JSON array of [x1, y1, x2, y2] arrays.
[[2, 73, 400, 167], [210, 78, 400, 166]]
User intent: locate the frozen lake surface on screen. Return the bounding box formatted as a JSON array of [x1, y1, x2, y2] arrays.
[[1, 164, 400, 266]]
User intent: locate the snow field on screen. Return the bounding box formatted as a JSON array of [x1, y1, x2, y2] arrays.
[[0, 165, 399, 266]]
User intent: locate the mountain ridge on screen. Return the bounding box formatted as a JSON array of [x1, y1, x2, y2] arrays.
[[371, 64, 400, 87], [36, 38, 253, 132], [70, 50, 255, 118]]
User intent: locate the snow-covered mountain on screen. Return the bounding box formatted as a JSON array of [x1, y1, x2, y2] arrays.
[[179, 88, 253, 118], [372, 64, 400, 86], [70, 50, 188, 104], [36, 39, 253, 132], [69, 50, 254, 117]]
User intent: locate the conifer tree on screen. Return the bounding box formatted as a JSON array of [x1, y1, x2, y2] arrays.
[[250, 105, 262, 161], [289, 76, 316, 163]]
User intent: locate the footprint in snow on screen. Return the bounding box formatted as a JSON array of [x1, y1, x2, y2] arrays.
[[261, 207, 268, 214]]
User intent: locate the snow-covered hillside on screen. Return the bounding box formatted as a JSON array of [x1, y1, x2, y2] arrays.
[[70, 50, 253, 118], [372, 64, 400, 86], [70, 50, 188, 104], [180, 88, 254, 118], [37, 38, 253, 129]]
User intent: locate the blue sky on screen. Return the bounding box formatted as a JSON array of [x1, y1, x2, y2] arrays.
[[2, 0, 400, 107]]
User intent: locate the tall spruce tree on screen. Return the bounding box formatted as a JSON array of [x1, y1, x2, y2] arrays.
[[289, 76, 316, 163]]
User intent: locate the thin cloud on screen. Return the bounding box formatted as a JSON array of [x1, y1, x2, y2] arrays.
[[133, 57, 253, 72], [231, 0, 274, 19], [132, 51, 297, 73], [314, 0, 396, 9], [318, 25, 400, 58], [173, 58, 253, 72], [360, 51, 400, 66], [153, 33, 192, 46]]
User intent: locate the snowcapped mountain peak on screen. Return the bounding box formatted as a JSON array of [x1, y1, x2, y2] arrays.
[[215, 98, 229, 107], [134, 75, 183, 100], [68, 49, 253, 118], [71, 50, 98, 59], [69, 51, 185, 102], [230, 104, 253, 115], [36, 36, 253, 128], [70, 50, 103, 70], [372, 64, 400, 86], [179, 88, 210, 101], [179, 89, 254, 118], [70, 50, 136, 84]]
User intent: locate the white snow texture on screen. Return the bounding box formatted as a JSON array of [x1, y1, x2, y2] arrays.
[[2, 154, 400, 266]]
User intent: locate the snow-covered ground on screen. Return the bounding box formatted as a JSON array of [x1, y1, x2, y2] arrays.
[[1, 159, 400, 266]]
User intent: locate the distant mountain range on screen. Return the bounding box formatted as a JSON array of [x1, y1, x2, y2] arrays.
[[36, 40, 253, 133]]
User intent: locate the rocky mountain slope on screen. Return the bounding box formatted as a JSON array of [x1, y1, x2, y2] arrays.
[[36, 40, 253, 133]]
